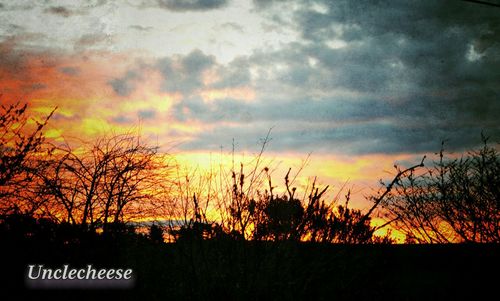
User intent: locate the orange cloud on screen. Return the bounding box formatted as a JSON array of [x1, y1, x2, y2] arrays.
[[0, 42, 196, 144]]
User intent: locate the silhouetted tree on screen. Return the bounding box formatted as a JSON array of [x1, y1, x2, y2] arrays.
[[299, 184, 378, 244], [148, 223, 164, 243], [0, 102, 55, 215], [381, 137, 500, 243], [254, 196, 303, 241], [40, 132, 171, 231]]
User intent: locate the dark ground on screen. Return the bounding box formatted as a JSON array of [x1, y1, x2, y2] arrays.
[[1, 223, 499, 301]]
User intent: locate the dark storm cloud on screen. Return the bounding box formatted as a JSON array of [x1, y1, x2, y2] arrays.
[[179, 113, 492, 155], [171, 90, 493, 155], [158, 0, 229, 12], [172, 96, 392, 124], [157, 49, 215, 93], [112, 0, 499, 155], [233, 0, 500, 154]]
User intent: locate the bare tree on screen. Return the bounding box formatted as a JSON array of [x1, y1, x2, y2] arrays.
[[41, 132, 172, 231], [380, 138, 500, 243], [0, 102, 55, 215]]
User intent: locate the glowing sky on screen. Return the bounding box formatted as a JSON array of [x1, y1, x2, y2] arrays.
[[1, 0, 499, 219]]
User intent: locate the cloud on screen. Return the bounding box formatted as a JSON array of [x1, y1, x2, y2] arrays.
[[107, 49, 235, 97], [108, 47, 253, 100], [0, 2, 35, 11], [129, 25, 154, 31], [158, 0, 229, 12], [178, 113, 493, 156], [172, 94, 392, 124], [155, 0, 499, 155], [252, 0, 291, 10], [157, 49, 216, 93], [228, 0, 500, 154], [218, 22, 245, 33], [74, 33, 113, 50], [109, 71, 141, 97], [211, 58, 251, 89], [5, 0, 496, 157], [59, 66, 80, 76], [112, 0, 499, 155], [138, 109, 156, 119], [44, 6, 75, 18]]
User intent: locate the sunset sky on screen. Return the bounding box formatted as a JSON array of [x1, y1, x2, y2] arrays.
[[1, 0, 499, 220]]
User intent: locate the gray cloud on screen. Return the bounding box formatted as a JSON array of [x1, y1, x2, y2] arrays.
[[157, 49, 215, 93], [44, 6, 75, 18], [217, 22, 245, 33], [112, 115, 134, 124], [59, 66, 80, 76], [105, 1, 500, 155], [107, 50, 220, 97], [0, 2, 34, 11], [74, 33, 113, 51], [237, 0, 500, 154], [21, 83, 47, 92], [172, 95, 393, 125], [186, 1, 498, 154], [0, 37, 55, 81], [180, 115, 493, 156], [158, 0, 229, 12], [211, 58, 251, 89], [109, 70, 141, 97], [252, 0, 291, 10], [138, 109, 156, 119], [129, 25, 154, 31]]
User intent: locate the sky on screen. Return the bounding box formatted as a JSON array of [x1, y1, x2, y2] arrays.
[[1, 0, 499, 217]]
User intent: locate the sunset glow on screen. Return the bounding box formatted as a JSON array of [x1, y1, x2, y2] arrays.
[[1, 0, 498, 243]]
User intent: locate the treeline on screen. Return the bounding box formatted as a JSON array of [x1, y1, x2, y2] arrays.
[[1, 103, 499, 244]]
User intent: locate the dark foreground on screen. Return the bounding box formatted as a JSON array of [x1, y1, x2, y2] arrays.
[[1, 226, 499, 301]]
